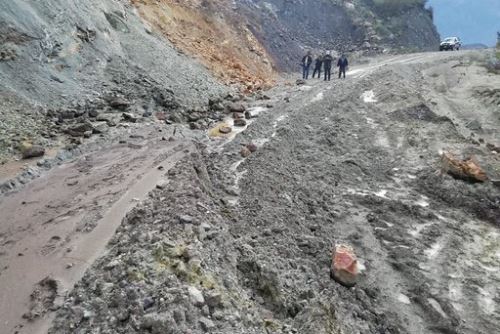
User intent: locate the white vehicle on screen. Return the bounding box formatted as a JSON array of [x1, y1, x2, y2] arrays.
[[440, 37, 461, 51]]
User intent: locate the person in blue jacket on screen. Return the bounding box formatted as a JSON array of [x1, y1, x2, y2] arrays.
[[337, 54, 348, 79]]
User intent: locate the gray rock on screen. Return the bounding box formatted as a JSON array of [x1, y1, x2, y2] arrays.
[[156, 180, 168, 190], [88, 109, 99, 118], [179, 215, 195, 224], [122, 113, 138, 123], [188, 286, 205, 307], [109, 97, 131, 110], [199, 317, 215, 332], [234, 119, 247, 127], [21, 145, 45, 159], [227, 102, 246, 113], [204, 291, 223, 309]]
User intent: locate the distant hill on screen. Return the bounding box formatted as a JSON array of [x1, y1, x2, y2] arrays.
[[462, 44, 489, 50]]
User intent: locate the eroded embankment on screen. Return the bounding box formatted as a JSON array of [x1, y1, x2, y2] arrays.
[[131, 0, 276, 92]]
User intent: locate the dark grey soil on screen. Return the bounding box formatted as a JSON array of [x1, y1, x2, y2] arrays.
[[49, 52, 500, 334]]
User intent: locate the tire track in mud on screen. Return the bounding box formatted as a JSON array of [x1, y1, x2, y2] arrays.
[[210, 51, 500, 333]]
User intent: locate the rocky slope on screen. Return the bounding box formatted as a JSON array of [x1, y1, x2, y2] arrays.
[[236, 0, 440, 70], [0, 0, 440, 167], [132, 0, 440, 72], [0, 0, 229, 165]]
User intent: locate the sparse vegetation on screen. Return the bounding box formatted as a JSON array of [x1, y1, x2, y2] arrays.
[[484, 37, 500, 74]]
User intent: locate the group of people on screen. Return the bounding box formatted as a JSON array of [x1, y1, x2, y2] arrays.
[[301, 51, 348, 81]]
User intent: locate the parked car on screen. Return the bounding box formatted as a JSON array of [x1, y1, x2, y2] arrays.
[[440, 37, 461, 51]]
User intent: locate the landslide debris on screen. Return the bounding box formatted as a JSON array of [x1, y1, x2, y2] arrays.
[[0, 0, 228, 165]]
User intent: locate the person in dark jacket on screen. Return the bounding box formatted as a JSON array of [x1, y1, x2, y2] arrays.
[[301, 51, 313, 80], [312, 54, 323, 79], [322, 52, 334, 81], [337, 54, 348, 79]]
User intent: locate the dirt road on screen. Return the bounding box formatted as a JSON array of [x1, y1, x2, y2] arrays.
[[2, 50, 499, 334]]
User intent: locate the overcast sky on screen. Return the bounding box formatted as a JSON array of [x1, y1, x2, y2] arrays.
[[427, 0, 500, 46]]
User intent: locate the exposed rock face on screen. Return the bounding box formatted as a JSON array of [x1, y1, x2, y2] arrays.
[[236, 0, 440, 70], [130, 0, 440, 76]]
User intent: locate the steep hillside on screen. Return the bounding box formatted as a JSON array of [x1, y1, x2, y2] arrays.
[[131, 0, 276, 92], [239, 0, 440, 70], [0, 0, 229, 164], [131, 0, 441, 72]]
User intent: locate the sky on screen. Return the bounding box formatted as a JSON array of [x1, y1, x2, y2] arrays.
[[427, 0, 500, 46]]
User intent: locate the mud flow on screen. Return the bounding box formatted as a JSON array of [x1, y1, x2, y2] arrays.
[[3, 51, 494, 334]]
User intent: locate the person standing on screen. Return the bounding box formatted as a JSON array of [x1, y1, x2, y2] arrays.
[[323, 51, 334, 81], [301, 51, 313, 80], [337, 54, 348, 79], [312, 54, 323, 79]]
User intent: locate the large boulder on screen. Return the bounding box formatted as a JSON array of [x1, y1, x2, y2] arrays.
[[20, 143, 45, 159], [330, 244, 359, 287], [441, 152, 488, 183]]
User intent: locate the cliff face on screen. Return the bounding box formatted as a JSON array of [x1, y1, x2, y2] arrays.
[[234, 0, 440, 70], [131, 0, 440, 73], [130, 0, 276, 92]]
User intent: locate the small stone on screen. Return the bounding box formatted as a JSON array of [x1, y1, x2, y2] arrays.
[[66, 263, 73, 269], [143, 297, 155, 310], [122, 113, 137, 123], [330, 244, 359, 287], [188, 286, 205, 307], [92, 123, 108, 134], [247, 143, 258, 152], [211, 102, 224, 111], [219, 126, 232, 134], [233, 112, 245, 120], [204, 291, 223, 308], [296, 79, 306, 85], [179, 215, 194, 224], [109, 97, 130, 110], [88, 109, 99, 118], [234, 119, 247, 127], [96, 115, 111, 122], [466, 120, 482, 131], [199, 317, 215, 332], [188, 112, 201, 122], [156, 180, 168, 190], [240, 147, 251, 157], [227, 102, 246, 113]]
